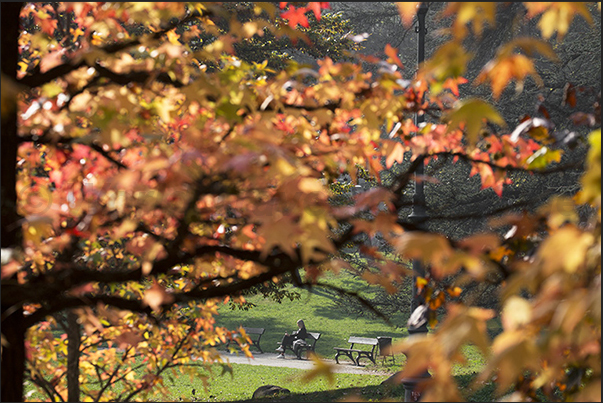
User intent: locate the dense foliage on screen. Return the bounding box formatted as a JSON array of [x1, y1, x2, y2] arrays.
[[1, 2, 600, 402]]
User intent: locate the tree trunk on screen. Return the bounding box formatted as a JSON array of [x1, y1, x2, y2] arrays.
[[66, 311, 81, 402], [1, 3, 26, 402]]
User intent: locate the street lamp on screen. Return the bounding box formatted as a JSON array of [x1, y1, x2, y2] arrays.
[[400, 3, 430, 402], [407, 2, 429, 336]]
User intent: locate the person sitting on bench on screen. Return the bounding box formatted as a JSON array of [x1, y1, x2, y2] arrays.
[[276, 319, 307, 358]]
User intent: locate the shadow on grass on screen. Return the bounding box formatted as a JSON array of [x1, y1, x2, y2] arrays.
[[216, 384, 400, 402], [211, 373, 497, 402]]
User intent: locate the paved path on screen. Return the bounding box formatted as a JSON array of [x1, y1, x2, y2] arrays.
[[219, 351, 392, 376]]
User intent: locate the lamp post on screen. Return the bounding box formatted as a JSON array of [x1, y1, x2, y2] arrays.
[[408, 1, 429, 337], [400, 3, 430, 402]]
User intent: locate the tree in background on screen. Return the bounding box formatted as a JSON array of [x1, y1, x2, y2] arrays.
[[1, 2, 600, 402]]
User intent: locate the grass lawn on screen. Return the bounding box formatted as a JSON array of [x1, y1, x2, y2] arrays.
[[213, 269, 409, 363], [25, 268, 502, 401], [156, 362, 498, 402], [160, 363, 392, 402]]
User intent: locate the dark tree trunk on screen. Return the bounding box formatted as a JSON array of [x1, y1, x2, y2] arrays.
[[66, 311, 81, 402], [1, 3, 26, 402]]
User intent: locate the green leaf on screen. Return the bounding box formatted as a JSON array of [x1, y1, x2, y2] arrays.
[[445, 98, 506, 145], [40, 82, 63, 98], [526, 146, 562, 169]]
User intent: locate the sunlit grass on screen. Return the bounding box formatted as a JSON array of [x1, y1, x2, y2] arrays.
[[159, 363, 390, 402], [25, 268, 499, 401]]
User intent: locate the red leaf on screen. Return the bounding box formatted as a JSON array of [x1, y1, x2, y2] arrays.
[[306, 2, 322, 20], [39, 12, 58, 35], [562, 83, 577, 108], [281, 6, 309, 28]]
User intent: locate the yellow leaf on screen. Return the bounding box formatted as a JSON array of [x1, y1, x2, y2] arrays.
[[443, 2, 497, 39], [525, 2, 593, 40], [422, 40, 473, 83], [500, 38, 559, 62], [23, 215, 54, 245], [125, 370, 137, 381], [241, 22, 259, 38], [301, 353, 336, 385], [536, 225, 594, 274], [395, 232, 456, 273], [537, 196, 579, 230], [298, 178, 325, 194], [576, 129, 601, 206], [477, 54, 539, 99], [17, 61, 28, 73], [501, 296, 532, 331], [416, 276, 428, 293], [273, 158, 296, 178], [445, 98, 505, 145], [484, 331, 540, 394], [166, 30, 180, 45], [113, 219, 138, 238]]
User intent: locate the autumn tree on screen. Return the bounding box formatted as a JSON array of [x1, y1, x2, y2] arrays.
[[1, 2, 600, 402]]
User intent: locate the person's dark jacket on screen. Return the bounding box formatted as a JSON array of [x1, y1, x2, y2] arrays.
[[292, 326, 308, 341]]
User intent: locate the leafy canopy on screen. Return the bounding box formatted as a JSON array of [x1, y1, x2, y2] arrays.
[[1, 2, 600, 402]]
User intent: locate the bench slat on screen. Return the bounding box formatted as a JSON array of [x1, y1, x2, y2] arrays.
[[334, 336, 378, 366], [242, 327, 265, 335], [225, 327, 265, 353], [348, 336, 378, 345]]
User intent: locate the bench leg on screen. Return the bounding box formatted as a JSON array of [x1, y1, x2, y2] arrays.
[[356, 354, 375, 366], [335, 351, 357, 365]]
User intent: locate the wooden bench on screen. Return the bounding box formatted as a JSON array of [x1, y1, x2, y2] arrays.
[[277, 332, 321, 360], [225, 327, 265, 354], [334, 336, 379, 366]]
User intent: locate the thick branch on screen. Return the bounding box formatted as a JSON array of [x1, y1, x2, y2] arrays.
[[18, 9, 204, 88], [18, 133, 127, 169]]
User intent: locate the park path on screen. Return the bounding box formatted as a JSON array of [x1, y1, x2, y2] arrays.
[[219, 351, 392, 376]]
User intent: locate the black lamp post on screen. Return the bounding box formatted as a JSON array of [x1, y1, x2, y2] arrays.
[[408, 1, 429, 337], [400, 3, 430, 402]]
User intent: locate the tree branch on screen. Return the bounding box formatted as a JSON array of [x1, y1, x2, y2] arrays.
[[18, 9, 205, 88], [18, 133, 127, 169]]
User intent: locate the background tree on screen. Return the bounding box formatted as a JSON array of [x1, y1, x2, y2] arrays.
[[1, 2, 600, 402]]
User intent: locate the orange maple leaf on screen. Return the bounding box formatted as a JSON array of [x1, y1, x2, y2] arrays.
[[385, 142, 405, 169], [395, 2, 421, 29], [442, 76, 468, 96], [281, 6, 309, 28], [384, 44, 404, 69]]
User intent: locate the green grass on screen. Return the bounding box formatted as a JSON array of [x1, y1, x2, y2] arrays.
[[25, 268, 500, 401], [160, 363, 391, 402], [156, 363, 499, 402], [214, 270, 409, 363]]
